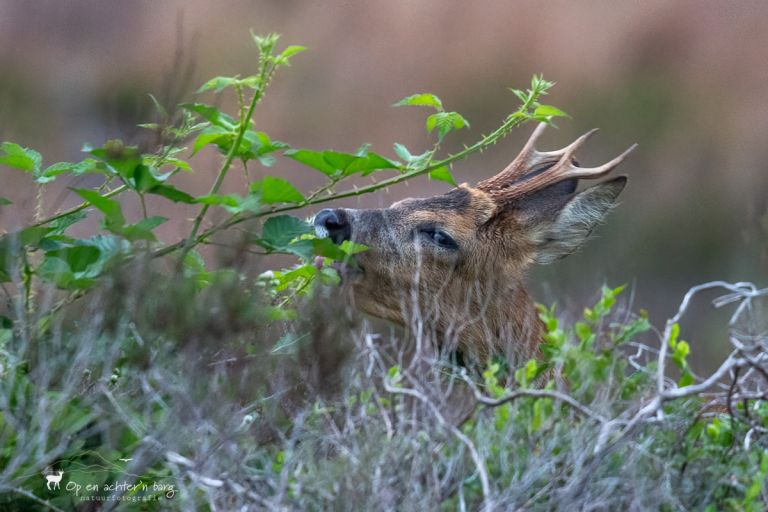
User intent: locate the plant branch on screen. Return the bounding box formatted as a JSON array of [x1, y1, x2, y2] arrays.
[[181, 91, 261, 253], [460, 369, 608, 425], [28, 185, 127, 229]]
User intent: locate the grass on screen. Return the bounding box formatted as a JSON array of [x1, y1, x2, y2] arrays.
[[0, 262, 766, 511]]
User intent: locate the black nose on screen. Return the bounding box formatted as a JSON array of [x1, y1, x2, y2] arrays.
[[313, 208, 352, 245]]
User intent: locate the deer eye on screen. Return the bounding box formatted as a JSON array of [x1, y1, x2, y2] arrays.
[[418, 227, 459, 250]]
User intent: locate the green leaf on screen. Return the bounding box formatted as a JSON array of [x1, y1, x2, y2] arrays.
[[394, 93, 443, 110], [393, 143, 413, 162], [426, 111, 470, 140], [192, 127, 233, 155], [309, 238, 367, 262], [533, 104, 569, 119], [428, 166, 456, 186], [675, 340, 690, 359], [240, 130, 289, 165], [195, 194, 242, 208], [149, 184, 196, 204], [678, 370, 695, 387], [37, 236, 126, 289], [0, 226, 55, 281], [86, 140, 141, 180], [183, 250, 213, 289], [275, 45, 307, 66], [250, 176, 305, 204], [124, 164, 195, 203], [285, 148, 401, 177], [195, 193, 260, 214], [70, 191, 158, 240], [259, 215, 313, 249], [668, 322, 680, 349], [393, 144, 434, 171], [132, 164, 160, 192], [0, 197, 11, 206], [509, 87, 529, 104], [120, 216, 167, 242], [163, 157, 192, 172], [37, 256, 76, 288], [45, 245, 101, 273], [38, 158, 103, 183], [181, 103, 238, 130], [338, 240, 368, 256], [0, 142, 42, 173], [73, 189, 125, 229], [575, 322, 592, 343], [197, 76, 239, 94], [283, 149, 336, 176], [265, 263, 317, 293]]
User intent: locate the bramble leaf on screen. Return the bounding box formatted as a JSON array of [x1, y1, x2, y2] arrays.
[[38, 159, 104, 183], [259, 215, 313, 250], [73, 189, 125, 230], [86, 140, 142, 180], [197, 76, 239, 94], [428, 166, 456, 186], [534, 104, 569, 119], [192, 127, 233, 155], [285, 148, 401, 177], [394, 93, 443, 110], [251, 176, 305, 204], [240, 130, 289, 165], [274, 45, 307, 66], [181, 103, 238, 130], [196, 193, 260, 214], [0, 142, 41, 173], [426, 111, 469, 140], [149, 184, 196, 204]]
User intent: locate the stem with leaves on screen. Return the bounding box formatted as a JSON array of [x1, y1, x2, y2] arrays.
[[181, 36, 281, 256]]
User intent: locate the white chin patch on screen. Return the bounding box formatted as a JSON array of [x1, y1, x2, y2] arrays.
[[314, 225, 329, 239]]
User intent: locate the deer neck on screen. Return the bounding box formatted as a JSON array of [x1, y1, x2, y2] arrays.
[[436, 279, 543, 365]]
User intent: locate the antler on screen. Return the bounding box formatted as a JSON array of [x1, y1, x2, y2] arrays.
[[476, 123, 637, 198]]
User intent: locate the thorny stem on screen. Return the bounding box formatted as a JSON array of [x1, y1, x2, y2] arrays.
[[181, 89, 262, 255], [27, 185, 128, 229], [181, 40, 279, 258]]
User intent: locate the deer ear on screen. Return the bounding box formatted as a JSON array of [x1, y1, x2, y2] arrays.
[[532, 176, 627, 264]]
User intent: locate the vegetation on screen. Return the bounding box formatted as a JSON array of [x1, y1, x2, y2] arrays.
[[0, 34, 766, 511]]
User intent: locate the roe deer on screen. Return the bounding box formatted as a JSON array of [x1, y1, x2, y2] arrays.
[[314, 123, 635, 366], [45, 470, 63, 490]]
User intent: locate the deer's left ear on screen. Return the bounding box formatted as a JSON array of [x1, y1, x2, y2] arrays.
[[531, 176, 627, 264]]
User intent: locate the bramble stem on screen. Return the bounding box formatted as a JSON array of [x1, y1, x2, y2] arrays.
[[28, 185, 127, 229]]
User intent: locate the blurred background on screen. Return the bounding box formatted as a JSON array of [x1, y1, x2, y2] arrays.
[[0, 0, 765, 369]]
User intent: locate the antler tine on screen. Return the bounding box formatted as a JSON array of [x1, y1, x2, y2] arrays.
[[477, 122, 549, 192], [477, 124, 635, 199], [537, 128, 599, 160], [567, 143, 638, 179], [502, 142, 637, 199]]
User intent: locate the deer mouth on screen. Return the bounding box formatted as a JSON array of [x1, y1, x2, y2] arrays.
[[314, 256, 364, 284]]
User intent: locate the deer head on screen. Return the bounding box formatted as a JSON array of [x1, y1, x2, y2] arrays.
[[314, 123, 635, 363]]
